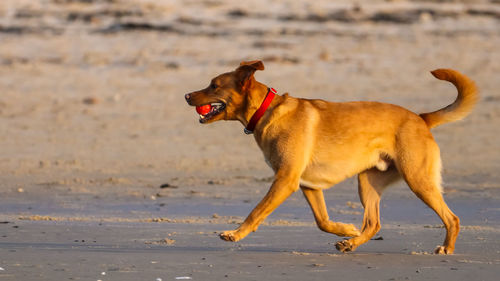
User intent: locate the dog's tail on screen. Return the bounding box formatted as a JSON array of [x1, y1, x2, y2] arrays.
[[420, 69, 478, 129]]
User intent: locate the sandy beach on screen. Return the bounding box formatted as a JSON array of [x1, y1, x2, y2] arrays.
[[0, 0, 499, 280]]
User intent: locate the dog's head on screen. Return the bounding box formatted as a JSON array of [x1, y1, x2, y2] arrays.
[[185, 60, 265, 124]]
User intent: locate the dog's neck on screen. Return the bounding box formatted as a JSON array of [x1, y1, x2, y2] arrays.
[[244, 87, 277, 134], [239, 81, 274, 127]]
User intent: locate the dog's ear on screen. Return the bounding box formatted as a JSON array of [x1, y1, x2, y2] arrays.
[[235, 60, 265, 87], [239, 60, 265, 70]]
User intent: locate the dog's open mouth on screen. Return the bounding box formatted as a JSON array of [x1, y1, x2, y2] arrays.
[[196, 102, 226, 123]]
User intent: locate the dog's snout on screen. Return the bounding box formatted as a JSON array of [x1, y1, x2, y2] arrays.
[[185, 93, 191, 102]]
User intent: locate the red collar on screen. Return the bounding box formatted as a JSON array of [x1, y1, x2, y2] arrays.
[[244, 88, 277, 134]]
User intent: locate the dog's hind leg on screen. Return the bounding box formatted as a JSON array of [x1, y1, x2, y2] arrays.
[[396, 138, 460, 254], [301, 186, 361, 237], [335, 166, 400, 253]]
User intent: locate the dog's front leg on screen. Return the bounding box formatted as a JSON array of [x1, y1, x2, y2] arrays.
[[220, 173, 299, 242]]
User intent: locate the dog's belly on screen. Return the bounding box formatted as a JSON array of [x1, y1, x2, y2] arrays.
[[299, 166, 353, 190], [299, 177, 333, 189], [299, 153, 383, 190]]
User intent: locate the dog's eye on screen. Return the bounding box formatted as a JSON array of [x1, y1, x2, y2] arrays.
[[210, 83, 218, 90]]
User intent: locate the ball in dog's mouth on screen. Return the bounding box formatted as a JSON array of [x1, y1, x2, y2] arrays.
[[196, 104, 212, 115], [196, 102, 225, 123]]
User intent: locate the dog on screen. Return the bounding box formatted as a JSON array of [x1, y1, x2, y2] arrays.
[[185, 60, 478, 254]]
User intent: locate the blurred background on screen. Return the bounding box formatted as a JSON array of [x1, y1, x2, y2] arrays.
[[1, 2, 499, 279], [0, 0, 499, 207]]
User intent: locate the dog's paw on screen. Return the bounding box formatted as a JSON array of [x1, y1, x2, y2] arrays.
[[340, 223, 361, 237], [335, 240, 354, 253], [219, 230, 241, 242], [434, 245, 453, 255]]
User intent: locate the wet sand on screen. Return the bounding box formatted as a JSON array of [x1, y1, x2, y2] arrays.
[[1, 183, 499, 280], [1, 0, 500, 280], [1, 219, 499, 281]]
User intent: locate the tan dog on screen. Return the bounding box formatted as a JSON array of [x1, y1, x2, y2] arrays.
[[185, 60, 478, 254]]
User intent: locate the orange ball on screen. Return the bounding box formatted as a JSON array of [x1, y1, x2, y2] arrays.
[[196, 104, 212, 115]]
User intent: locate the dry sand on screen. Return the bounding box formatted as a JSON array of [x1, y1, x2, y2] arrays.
[[0, 0, 499, 280]]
